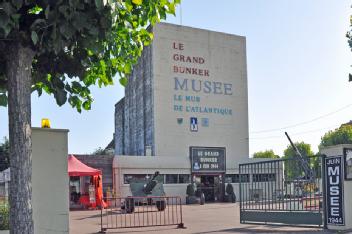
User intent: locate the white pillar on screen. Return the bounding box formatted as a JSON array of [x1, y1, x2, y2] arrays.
[[32, 128, 69, 234]]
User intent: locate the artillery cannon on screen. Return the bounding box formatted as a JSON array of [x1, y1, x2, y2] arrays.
[[123, 171, 166, 213]]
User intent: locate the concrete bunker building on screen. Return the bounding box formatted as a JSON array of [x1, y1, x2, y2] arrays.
[[113, 23, 252, 202]]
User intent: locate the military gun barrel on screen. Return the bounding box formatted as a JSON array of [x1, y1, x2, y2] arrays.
[[151, 171, 160, 181], [143, 171, 159, 194], [285, 132, 302, 157], [285, 132, 315, 181]]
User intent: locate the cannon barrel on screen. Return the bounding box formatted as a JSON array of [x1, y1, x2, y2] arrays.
[[143, 171, 160, 194], [285, 132, 315, 182]]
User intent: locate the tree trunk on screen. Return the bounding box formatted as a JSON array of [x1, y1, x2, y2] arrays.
[[6, 42, 35, 234]]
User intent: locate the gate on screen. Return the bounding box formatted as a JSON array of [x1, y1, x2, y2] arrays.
[[239, 155, 325, 227], [100, 196, 184, 232]]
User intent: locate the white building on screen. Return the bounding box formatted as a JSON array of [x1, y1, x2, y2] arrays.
[[113, 23, 256, 202]]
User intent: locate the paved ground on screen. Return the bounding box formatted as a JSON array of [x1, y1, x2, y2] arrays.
[[70, 203, 345, 234]]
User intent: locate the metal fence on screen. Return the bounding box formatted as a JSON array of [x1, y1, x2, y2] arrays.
[[100, 196, 184, 232], [239, 156, 324, 226]]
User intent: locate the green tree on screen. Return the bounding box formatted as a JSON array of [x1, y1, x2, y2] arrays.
[[320, 125, 352, 147], [253, 149, 279, 159], [91, 147, 113, 155], [0, 1, 179, 232], [0, 137, 10, 171], [347, 15, 352, 81], [283, 142, 316, 180]]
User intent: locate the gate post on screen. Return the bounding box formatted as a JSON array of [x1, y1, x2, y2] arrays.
[[239, 164, 242, 224], [321, 154, 327, 229], [320, 145, 352, 231]]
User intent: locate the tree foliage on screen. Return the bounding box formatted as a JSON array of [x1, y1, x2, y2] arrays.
[[253, 149, 279, 159], [0, 0, 179, 232], [347, 15, 352, 81], [0, 0, 180, 111], [91, 146, 113, 155], [283, 142, 316, 180], [0, 137, 10, 171], [320, 125, 352, 147]]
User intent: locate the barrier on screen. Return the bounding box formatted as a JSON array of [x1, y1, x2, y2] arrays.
[[100, 196, 184, 233], [239, 156, 324, 227]]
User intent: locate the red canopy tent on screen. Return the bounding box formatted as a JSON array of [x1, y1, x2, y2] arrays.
[[68, 155, 101, 176], [68, 155, 106, 208]]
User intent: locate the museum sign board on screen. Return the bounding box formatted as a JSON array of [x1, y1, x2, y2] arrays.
[[190, 147, 226, 173], [325, 156, 345, 226]]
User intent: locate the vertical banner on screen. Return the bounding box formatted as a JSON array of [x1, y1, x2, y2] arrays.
[[325, 156, 344, 226]]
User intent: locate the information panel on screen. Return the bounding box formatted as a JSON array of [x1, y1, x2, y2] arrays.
[[343, 148, 352, 180], [325, 156, 345, 226], [190, 147, 225, 173]]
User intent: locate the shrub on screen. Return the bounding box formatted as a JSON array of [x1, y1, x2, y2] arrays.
[[0, 203, 9, 230], [186, 183, 196, 196], [226, 183, 234, 195]]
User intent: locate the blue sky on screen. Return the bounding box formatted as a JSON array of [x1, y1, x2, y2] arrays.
[[1, 0, 352, 156]]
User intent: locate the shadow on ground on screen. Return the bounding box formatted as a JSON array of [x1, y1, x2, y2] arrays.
[[193, 226, 344, 234]]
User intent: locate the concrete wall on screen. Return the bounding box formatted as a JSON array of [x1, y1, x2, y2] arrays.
[[152, 23, 249, 162], [113, 156, 279, 203], [115, 42, 154, 156], [320, 144, 352, 230], [32, 128, 69, 234], [74, 154, 114, 195], [114, 155, 197, 203], [115, 98, 125, 155], [114, 23, 249, 164]]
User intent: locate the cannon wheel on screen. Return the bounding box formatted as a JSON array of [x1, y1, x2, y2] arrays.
[[125, 198, 135, 213], [156, 200, 166, 211], [200, 193, 205, 205]]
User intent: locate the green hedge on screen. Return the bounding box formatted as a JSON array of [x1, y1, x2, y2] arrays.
[[0, 204, 9, 230]]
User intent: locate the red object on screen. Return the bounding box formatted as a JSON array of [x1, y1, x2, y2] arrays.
[[94, 175, 107, 208], [78, 195, 91, 208], [68, 155, 101, 176], [68, 155, 107, 208]]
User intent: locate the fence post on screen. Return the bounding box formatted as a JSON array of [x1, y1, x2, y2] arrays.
[[321, 155, 328, 229], [239, 164, 242, 224], [177, 197, 185, 228], [99, 198, 106, 233]]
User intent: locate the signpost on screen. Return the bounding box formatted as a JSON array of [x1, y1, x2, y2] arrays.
[[190, 147, 225, 173], [325, 156, 345, 226]]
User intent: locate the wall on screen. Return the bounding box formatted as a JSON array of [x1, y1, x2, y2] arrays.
[[152, 23, 249, 164], [74, 154, 114, 194], [320, 144, 352, 230], [114, 23, 249, 163], [115, 98, 125, 155], [113, 156, 279, 203], [114, 155, 195, 203], [32, 128, 69, 234], [115, 43, 154, 156]]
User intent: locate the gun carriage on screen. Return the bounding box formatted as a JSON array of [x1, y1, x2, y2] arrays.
[[123, 171, 166, 213]]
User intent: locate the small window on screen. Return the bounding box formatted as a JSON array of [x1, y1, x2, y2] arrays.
[[155, 174, 165, 183], [123, 174, 147, 184], [225, 174, 249, 183], [240, 174, 250, 183], [253, 173, 275, 182], [225, 174, 236, 183], [165, 174, 178, 184], [179, 174, 190, 183]]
